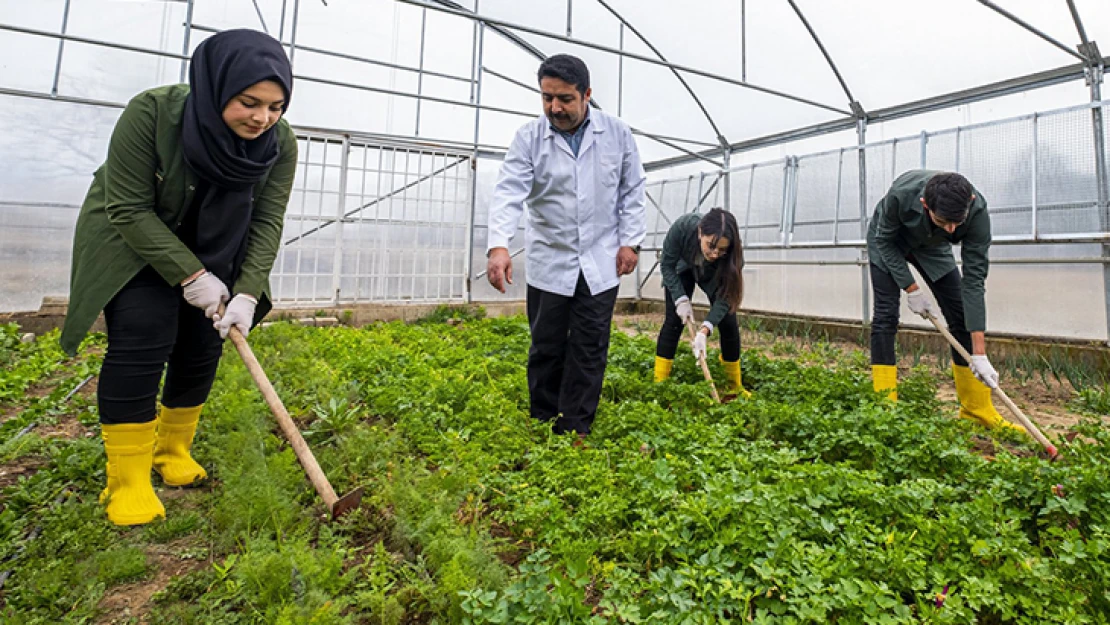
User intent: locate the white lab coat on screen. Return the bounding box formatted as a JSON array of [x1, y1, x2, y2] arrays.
[[486, 109, 647, 297]]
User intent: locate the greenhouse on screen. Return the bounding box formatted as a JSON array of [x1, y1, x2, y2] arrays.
[[2, 0, 1110, 622]]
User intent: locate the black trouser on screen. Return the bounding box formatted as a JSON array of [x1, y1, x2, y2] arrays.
[[98, 266, 225, 424], [870, 261, 970, 367], [656, 270, 740, 361], [526, 273, 619, 435]]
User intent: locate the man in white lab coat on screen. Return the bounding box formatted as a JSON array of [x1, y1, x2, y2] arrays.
[[486, 54, 647, 438]]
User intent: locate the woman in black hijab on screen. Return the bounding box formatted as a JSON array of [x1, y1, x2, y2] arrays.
[[63, 29, 297, 525]]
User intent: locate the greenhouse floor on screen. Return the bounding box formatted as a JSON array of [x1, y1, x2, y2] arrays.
[[1, 311, 1108, 623]]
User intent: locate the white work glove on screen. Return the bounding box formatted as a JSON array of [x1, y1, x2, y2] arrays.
[[674, 296, 695, 325], [182, 271, 229, 319], [969, 355, 999, 389], [691, 331, 708, 360], [213, 294, 257, 339], [906, 289, 939, 319]]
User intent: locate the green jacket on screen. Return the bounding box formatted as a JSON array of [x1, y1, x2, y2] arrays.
[[660, 212, 735, 329], [61, 84, 298, 355], [866, 169, 991, 332]]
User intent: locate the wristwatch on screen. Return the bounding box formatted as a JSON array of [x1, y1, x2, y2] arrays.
[[630, 245, 641, 255]]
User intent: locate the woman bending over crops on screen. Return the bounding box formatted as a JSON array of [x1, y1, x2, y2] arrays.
[[60, 30, 297, 526], [654, 208, 750, 397]]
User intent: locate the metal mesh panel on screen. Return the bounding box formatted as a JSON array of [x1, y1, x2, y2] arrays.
[[891, 136, 922, 179], [791, 151, 840, 244], [957, 117, 1034, 239], [924, 129, 958, 172], [1036, 106, 1101, 237], [864, 142, 894, 217], [739, 161, 787, 247], [272, 134, 471, 306], [836, 148, 864, 244]]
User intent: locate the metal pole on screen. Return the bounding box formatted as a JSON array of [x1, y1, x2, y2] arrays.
[[1031, 112, 1039, 239], [50, 0, 72, 97], [472, 22, 485, 146], [858, 119, 871, 325], [289, 0, 301, 67], [833, 148, 843, 244], [741, 0, 746, 82], [415, 8, 427, 135], [617, 24, 624, 117], [279, 0, 288, 42], [1089, 70, 1110, 343], [332, 137, 351, 305], [464, 153, 478, 303], [919, 130, 927, 168], [566, 0, 572, 37], [722, 148, 732, 212], [179, 0, 195, 82]]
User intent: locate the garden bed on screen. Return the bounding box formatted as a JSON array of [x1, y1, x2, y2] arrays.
[[0, 313, 1108, 623]]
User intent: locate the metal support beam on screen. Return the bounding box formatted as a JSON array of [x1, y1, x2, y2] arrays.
[[331, 137, 351, 304], [1065, 0, 1091, 51], [645, 56, 1110, 171], [50, 0, 72, 97], [565, 0, 572, 37], [976, 0, 1087, 63], [284, 156, 468, 246], [617, 24, 624, 117], [785, 0, 860, 113], [593, 0, 727, 146], [415, 8, 427, 135], [190, 23, 474, 84], [857, 119, 871, 326], [741, 0, 746, 82], [251, 0, 270, 33], [1091, 71, 1110, 343], [180, 0, 194, 81], [396, 0, 852, 117], [289, 0, 301, 66]]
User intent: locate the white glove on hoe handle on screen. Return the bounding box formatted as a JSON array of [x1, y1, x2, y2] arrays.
[[183, 271, 229, 318], [906, 289, 939, 319], [969, 354, 999, 389], [675, 296, 695, 325], [691, 332, 708, 360], [214, 294, 258, 339]]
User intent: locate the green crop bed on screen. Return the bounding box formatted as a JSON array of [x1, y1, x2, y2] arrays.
[[0, 313, 1107, 624]]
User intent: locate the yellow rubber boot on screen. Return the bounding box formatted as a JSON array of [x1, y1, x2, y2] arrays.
[[953, 365, 1027, 433], [653, 356, 674, 383], [720, 358, 753, 398], [99, 459, 117, 505], [101, 421, 165, 526], [871, 365, 898, 401], [153, 405, 208, 487]]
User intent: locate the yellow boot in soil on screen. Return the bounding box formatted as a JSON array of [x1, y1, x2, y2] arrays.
[[101, 421, 165, 526], [953, 365, 1027, 434], [153, 405, 208, 487], [871, 365, 898, 401], [653, 356, 674, 383], [720, 358, 753, 399]]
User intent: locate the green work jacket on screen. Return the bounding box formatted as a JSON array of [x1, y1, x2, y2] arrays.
[[660, 212, 735, 329], [866, 169, 991, 332], [61, 84, 298, 355]]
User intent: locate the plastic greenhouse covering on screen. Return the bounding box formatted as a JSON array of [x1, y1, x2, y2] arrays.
[[2, 0, 1110, 341]]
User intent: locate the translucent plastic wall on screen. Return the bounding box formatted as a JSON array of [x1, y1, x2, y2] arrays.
[[637, 102, 1110, 342]]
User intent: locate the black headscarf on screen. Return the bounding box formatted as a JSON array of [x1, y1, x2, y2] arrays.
[[179, 29, 293, 287]]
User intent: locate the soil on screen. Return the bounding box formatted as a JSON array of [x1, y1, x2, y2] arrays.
[[94, 538, 211, 625]]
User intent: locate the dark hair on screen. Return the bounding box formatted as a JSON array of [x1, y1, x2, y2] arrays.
[[923, 172, 973, 222], [537, 54, 590, 95], [698, 208, 744, 312]]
